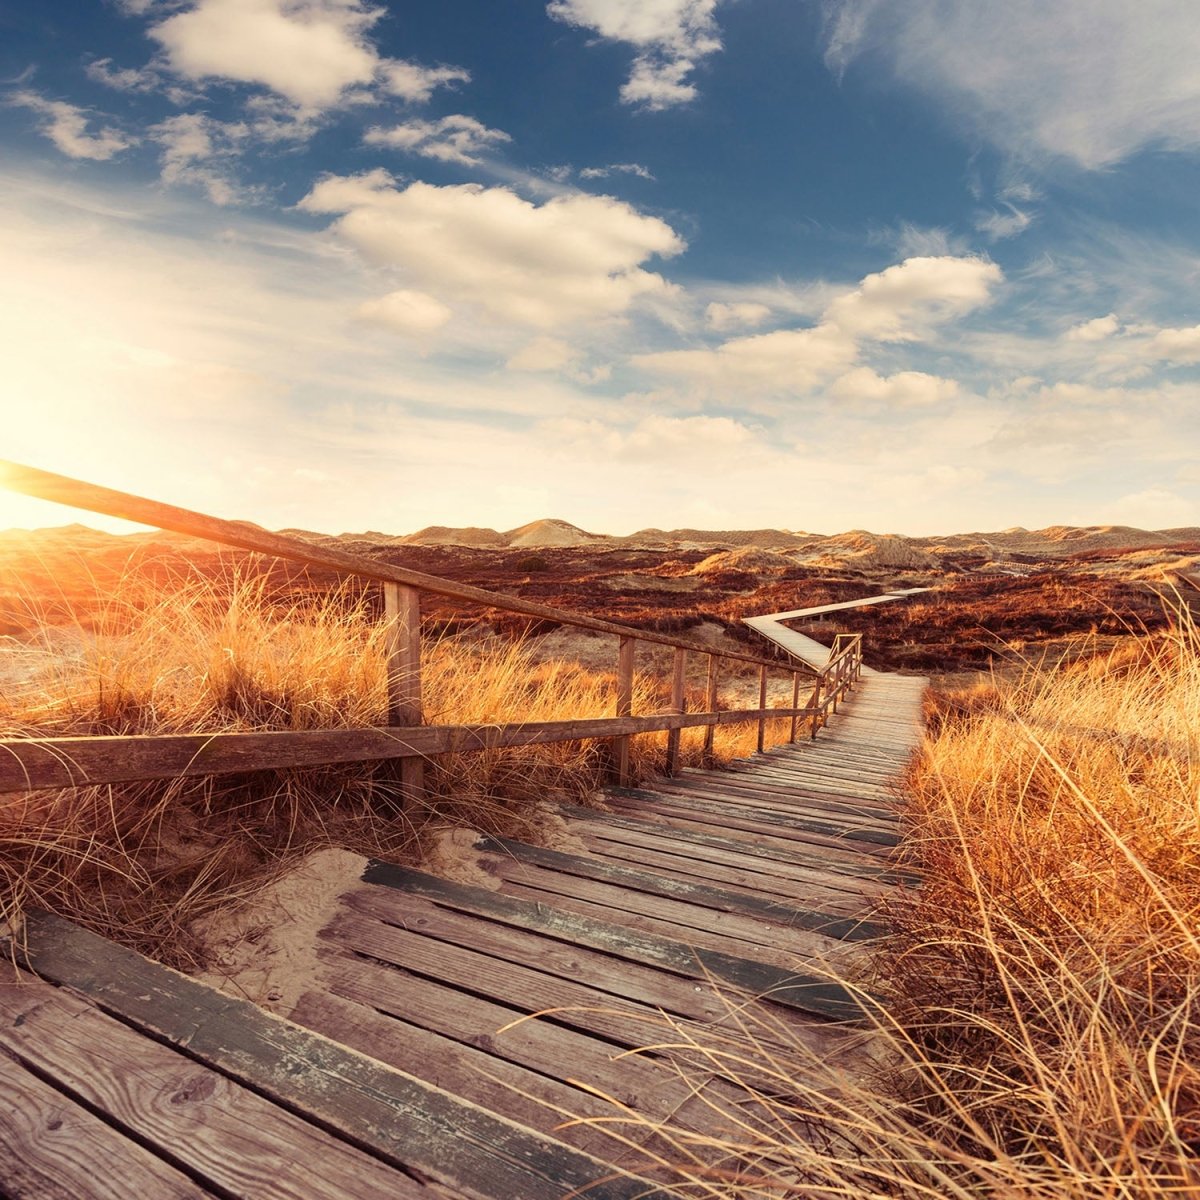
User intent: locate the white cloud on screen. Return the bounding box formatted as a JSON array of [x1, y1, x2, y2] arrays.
[[638, 255, 1000, 396], [299, 171, 685, 328], [507, 336, 579, 372], [10, 92, 134, 161], [1065, 314, 1120, 342], [149, 0, 468, 112], [548, 0, 723, 109], [975, 203, 1034, 241], [363, 115, 511, 166], [823, 255, 1003, 341], [355, 289, 452, 336], [381, 61, 471, 104], [1148, 324, 1200, 364], [830, 366, 960, 407], [151, 112, 251, 205], [85, 57, 161, 93], [823, 0, 1200, 168], [705, 301, 771, 331], [635, 324, 857, 392], [579, 162, 655, 180]]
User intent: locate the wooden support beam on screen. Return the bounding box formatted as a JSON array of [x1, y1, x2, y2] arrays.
[[756, 664, 768, 754], [614, 636, 635, 787], [809, 677, 822, 740], [789, 672, 801, 743], [702, 654, 718, 768], [384, 582, 424, 804], [664, 647, 686, 777]]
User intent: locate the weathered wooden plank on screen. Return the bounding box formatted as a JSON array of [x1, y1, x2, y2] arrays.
[[13, 911, 668, 1200], [0, 707, 811, 795], [288, 988, 639, 1164], [626, 781, 902, 847], [0, 975, 432, 1200], [0, 1042, 214, 1200], [341, 887, 845, 1057], [359, 864, 866, 1021], [672, 769, 901, 821], [565, 821, 886, 907], [603, 788, 900, 860], [559, 803, 917, 885], [324, 918, 726, 1126], [474, 835, 884, 941], [488, 868, 861, 973], [0, 460, 818, 676]]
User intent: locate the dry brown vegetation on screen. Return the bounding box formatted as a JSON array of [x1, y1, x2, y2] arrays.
[[0, 571, 772, 964], [581, 618, 1200, 1198]]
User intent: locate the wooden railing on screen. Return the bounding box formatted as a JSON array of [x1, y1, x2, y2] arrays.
[[0, 461, 863, 800]]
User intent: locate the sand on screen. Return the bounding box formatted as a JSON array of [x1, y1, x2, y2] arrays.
[[190, 847, 368, 1016]]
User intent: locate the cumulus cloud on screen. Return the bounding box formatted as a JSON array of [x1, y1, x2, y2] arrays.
[[149, 0, 468, 112], [823, 255, 1002, 341], [548, 0, 723, 109], [1148, 324, 1200, 363], [355, 289, 452, 336], [1101, 488, 1196, 529], [10, 92, 134, 161], [299, 171, 685, 328], [1065, 313, 1120, 342], [637, 255, 1000, 395], [705, 301, 771, 331], [829, 366, 960, 407], [363, 115, 511, 166], [822, 0, 1200, 168]]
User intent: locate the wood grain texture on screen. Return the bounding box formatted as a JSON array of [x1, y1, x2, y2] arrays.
[[14, 911, 667, 1200], [0, 1046, 213, 1200], [359, 863, 865, 1020], [0, 974, 430, 1200]]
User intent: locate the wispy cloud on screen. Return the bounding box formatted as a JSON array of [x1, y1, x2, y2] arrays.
[[10, 91, 134, 160], [364, 115, 511, 166], [822, 0, 1200, 168]]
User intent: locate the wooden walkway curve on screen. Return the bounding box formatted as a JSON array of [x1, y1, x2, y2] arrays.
[[2, 664, 927, 1199]]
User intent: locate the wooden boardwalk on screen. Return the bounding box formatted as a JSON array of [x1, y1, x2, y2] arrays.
[[2, 669, 926, 1200]]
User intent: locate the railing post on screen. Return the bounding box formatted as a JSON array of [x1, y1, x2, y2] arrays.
[[384, 582, 424, 805], [756, 664, 768, 753], [789, 672, 801, 743], [614, 635, 635, 787], [810, 675, 823, 739], [664, 647, 686, 777], [702, 654, 719, 768]]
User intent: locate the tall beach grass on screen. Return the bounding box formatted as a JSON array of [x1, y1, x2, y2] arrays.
[[0, 571, 778, 961], [569, 615, 1200, 1197]]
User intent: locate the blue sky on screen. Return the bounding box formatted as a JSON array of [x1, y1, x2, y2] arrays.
[[2, 1, 1199, 536]]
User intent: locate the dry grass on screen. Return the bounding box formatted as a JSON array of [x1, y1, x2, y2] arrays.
[[562, 619, 1200, 1197], [0, 572, 790, 963]]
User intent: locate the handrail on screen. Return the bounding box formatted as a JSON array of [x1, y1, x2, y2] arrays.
[[0, 461, 815, 677], [0, 460, 864, 794]]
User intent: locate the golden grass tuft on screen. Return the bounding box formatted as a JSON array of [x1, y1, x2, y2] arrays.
[[559, 618, 1200, 1197]]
